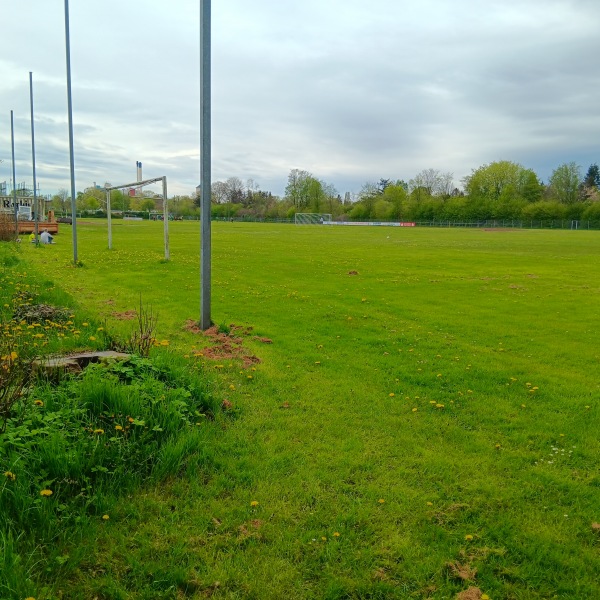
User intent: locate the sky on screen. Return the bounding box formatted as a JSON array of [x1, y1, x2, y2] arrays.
[[1, 0, 599, 199]]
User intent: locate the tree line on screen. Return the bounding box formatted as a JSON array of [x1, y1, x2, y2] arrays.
[[48, 160, 600, 224]]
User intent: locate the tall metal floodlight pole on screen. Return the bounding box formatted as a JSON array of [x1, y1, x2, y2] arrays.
[[200, 0, 212, 329], [29, 72, 39, 239], [64, 0, 78, 263], [162, 176, 170, 261], [10, 111, 18, 233]]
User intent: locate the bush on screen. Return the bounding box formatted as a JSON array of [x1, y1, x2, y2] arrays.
[[0, 214, 17, 242], [581, 202, 600, 225], [0, 355, 216, 535]]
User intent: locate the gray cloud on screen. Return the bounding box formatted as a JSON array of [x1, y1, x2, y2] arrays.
[[1, 0, 599, 198]]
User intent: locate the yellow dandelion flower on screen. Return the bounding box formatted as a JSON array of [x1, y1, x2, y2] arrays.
[[3, 471, 16, 481], [89, 336, 97, 341], [481, 595, 490, 600], [229, 384, 235, 390], [40, 489, 53, 497], [93, 429, 105, 434], [97, 327, 104, 332], [247, 375, 253, 379], [465, 534, 473, 541], [321, 536, 327, 541], [115, 425, 123, 431], [378, 499, 385, 504], [412, 407, 418, 412], [250, 500, 259, 507], [426, 501, 433, 506], [102, 514, 110, 520], [389, 393, 395, 397], [82, 322, 88, 326], [160, 340, 170, 346], [333, 532, 340, 537], [10, 351, 18, 360], [435, 403, 444, 409], [34, 400, 44, 406]]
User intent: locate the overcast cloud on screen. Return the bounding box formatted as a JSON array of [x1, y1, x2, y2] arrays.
[[1, 0, 599, 198]]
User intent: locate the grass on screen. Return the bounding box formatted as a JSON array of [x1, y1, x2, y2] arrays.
[[6, 220, 600, 599]]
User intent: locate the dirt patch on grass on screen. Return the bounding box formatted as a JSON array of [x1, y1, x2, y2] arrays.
[[184, 321, 267, 368], [456, 587, 483, 600], [112, 310, 138, 320], [447, 561, 477, 581]]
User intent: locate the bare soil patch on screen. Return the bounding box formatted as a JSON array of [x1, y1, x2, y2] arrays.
[[456, 587, 483, 600], [184, 321, 268, 368], [446, 561, 477, 581], [111, 310, 138, 320]]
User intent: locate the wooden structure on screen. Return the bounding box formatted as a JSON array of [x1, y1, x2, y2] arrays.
[[1, 196, 59, 235], [17, 211, 59, 235]]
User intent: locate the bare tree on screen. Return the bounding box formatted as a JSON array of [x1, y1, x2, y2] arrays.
[[211, 181, 229, 204], [225, 177, 245, 204]]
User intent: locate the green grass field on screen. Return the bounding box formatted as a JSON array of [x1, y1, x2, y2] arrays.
[[13, 222, 600, 599]]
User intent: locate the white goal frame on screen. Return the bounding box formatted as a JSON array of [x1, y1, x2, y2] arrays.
[[294, 213, 332, 225], [105, 176, 170, 260]]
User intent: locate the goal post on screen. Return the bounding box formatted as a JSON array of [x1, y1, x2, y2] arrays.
[[105, 176, 170, 259], [294, 213, 332, 225]]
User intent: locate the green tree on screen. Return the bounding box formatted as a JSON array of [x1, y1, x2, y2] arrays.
[[581, 164, 600, 201], [76, 192, 100, 212], [140, 199, 156, 213], [377, 178, 392, 194], [548, 162, 581, 204], [381, 184, 408, 219], [373, 198, 393, 220], [305, 178, 325, 212], [51, 188, 70, 214], [583, 163, 600, 188], [285, 169, 311, 208], [463, 161, 537, 203], [521, 171, 543, 203]]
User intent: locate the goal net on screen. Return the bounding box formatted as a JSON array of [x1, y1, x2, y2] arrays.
[[294, 213, 332, 225]]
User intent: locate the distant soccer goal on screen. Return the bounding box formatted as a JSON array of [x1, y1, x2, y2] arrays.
[[294, 213, 332, 225]]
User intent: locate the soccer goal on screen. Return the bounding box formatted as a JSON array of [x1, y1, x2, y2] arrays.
[[294, 213, 332, 225]]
